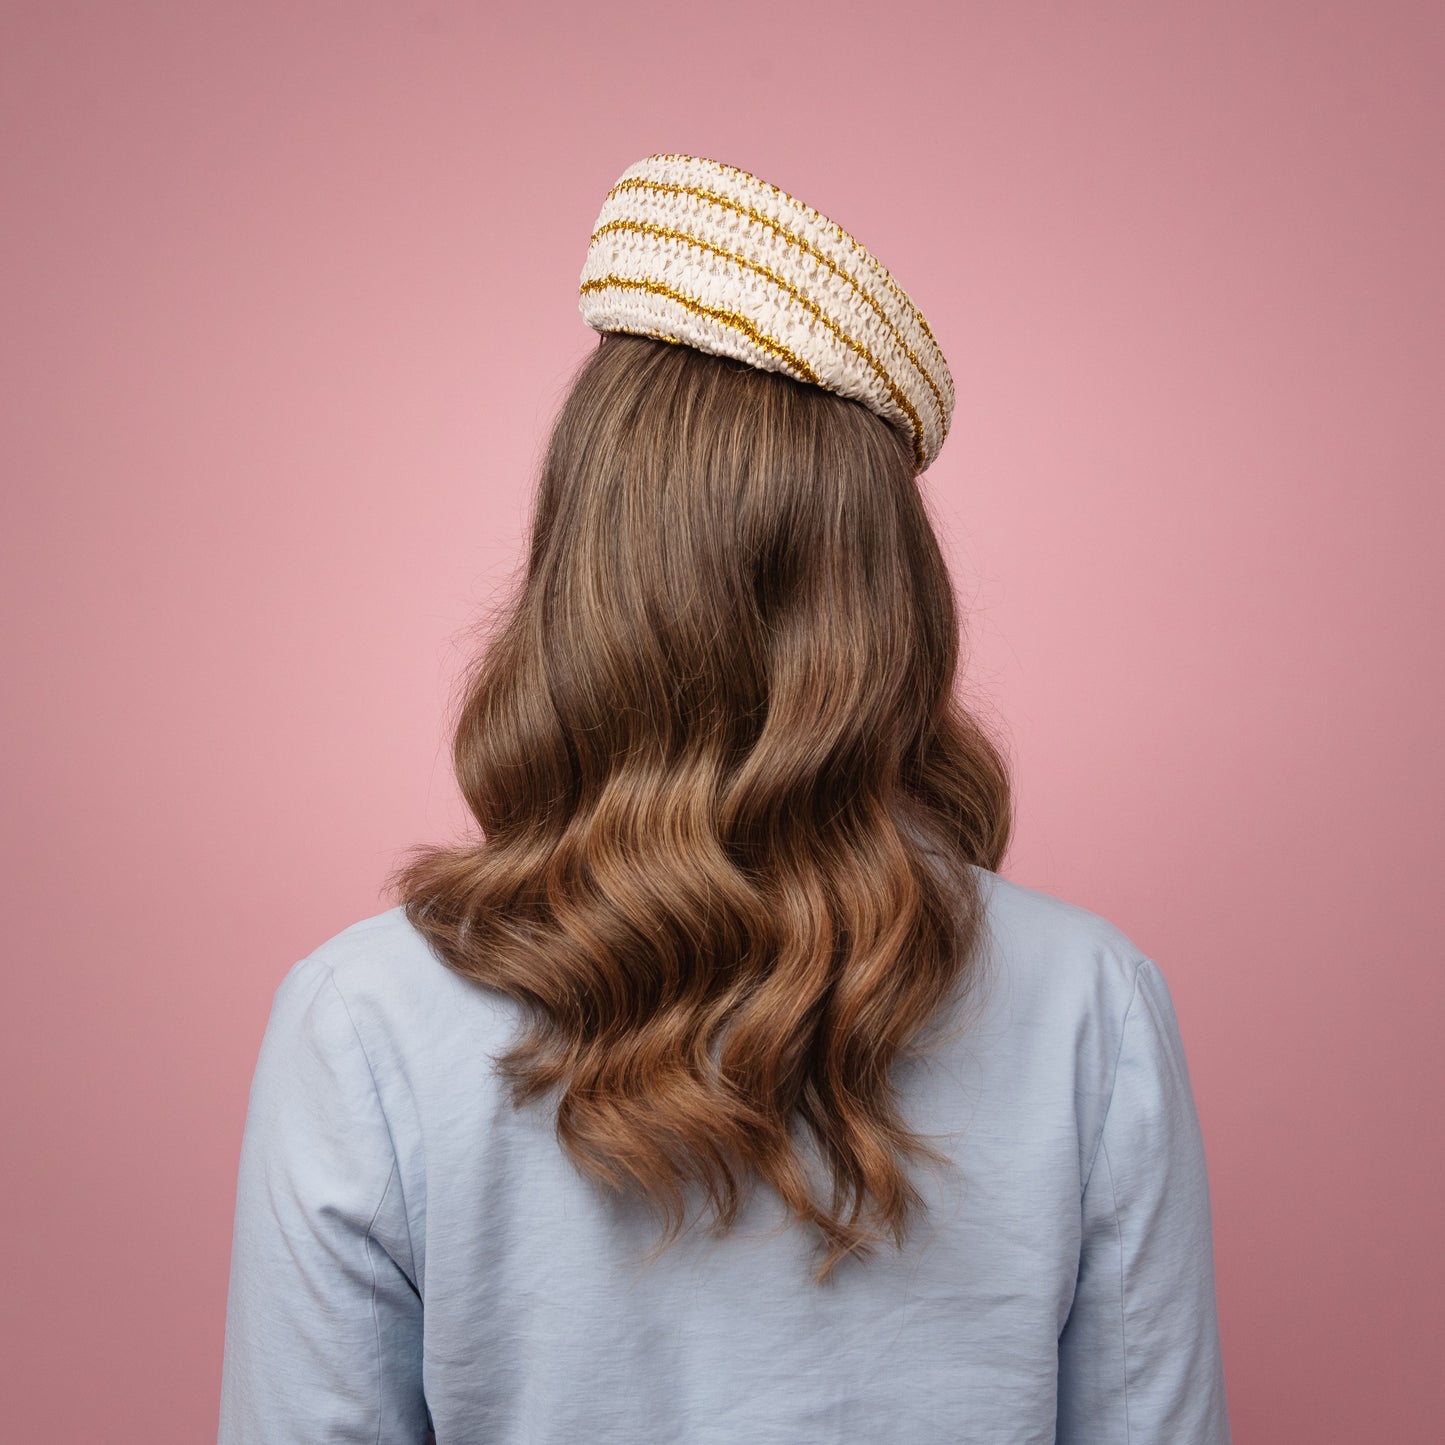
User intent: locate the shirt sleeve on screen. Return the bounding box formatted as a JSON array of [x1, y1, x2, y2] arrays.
[[219, 954, 428, 1443], [1056, 957, 1232, 1443]]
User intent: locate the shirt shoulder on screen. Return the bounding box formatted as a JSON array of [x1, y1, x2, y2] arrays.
[[970, 864, 1151, 1007], [283, 903, 526, 1075], [949, 866, 1158, 1179]]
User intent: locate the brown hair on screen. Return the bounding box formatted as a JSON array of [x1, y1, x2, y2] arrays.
[[387, 332, 1013, 1283]]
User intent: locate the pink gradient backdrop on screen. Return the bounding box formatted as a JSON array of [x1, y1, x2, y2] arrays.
[[3, 2, 1441, 1438]]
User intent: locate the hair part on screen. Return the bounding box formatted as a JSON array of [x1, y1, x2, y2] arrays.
[[387, 332, 1014, 1283]]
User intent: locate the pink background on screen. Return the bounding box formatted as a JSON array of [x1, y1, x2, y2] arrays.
[[3, 2, 1442, 1439]]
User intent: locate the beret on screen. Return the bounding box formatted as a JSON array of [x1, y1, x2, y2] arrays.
[[578, 153, 955, 472]]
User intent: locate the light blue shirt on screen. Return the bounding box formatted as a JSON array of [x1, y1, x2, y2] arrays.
[[219, 865, 1231, 1442]]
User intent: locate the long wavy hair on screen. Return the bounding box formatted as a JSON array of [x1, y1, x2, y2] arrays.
[[387, 331, 1014, 1283]]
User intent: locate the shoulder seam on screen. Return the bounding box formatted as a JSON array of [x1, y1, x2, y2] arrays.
[[1098, 1134, 1134, 1441], [320, 964, 421, 1289], [1081, 955, 1150, 1196]]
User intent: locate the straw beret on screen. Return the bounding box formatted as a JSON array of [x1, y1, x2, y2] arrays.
[[578, 153, 955, 472]]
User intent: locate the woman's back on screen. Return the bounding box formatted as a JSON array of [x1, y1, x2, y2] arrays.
[[218, 863, 1230, 1443], [219, 153, 1230, 1442]]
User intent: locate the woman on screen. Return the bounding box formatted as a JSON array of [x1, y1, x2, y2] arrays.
[[219, 153, 1231, 1443]]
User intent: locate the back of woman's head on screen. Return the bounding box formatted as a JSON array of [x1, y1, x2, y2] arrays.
[[389, 331, 1014, 1282]]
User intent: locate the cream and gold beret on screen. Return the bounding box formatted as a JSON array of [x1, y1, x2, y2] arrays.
[[578, 153, 955, 472]]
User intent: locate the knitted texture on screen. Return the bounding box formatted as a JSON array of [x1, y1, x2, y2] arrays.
[[578, 153, 955, 472]]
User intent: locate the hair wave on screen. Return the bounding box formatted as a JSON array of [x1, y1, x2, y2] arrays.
[[387, 333, 1014, 1283]]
